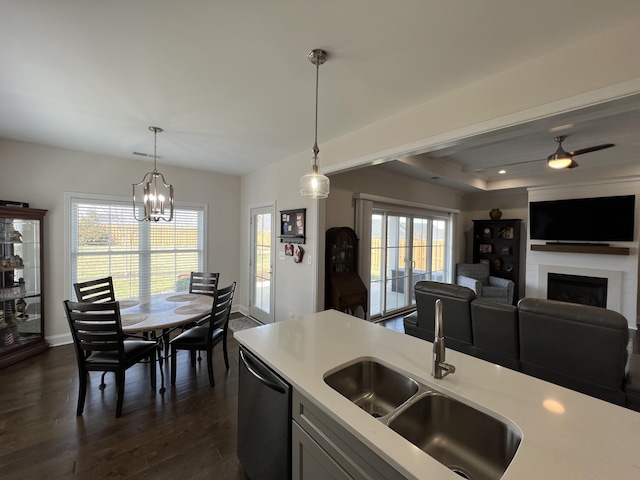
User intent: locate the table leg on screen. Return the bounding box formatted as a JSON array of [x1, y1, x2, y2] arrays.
[[153, 331, 166, 394]]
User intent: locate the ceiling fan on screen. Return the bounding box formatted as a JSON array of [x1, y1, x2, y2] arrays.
[[486, 135, 616, 172], [545, 135, 615, 169]]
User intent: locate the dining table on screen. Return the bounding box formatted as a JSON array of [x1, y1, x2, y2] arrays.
[[119, 292, 214, 393]]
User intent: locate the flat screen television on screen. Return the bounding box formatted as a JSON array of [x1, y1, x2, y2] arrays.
[[529, 195, 635, 242]]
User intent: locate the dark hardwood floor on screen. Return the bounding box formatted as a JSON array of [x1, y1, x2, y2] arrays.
[[0, 336, 251, 479]]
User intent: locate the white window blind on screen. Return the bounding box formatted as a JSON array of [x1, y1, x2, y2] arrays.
[[70, 195, 205, 300]]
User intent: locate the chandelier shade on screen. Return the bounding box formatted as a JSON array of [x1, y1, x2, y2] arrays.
[[300, 48, 330, 199], [133, 126, 175, 222]]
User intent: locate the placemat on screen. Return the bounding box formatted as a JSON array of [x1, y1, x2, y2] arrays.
[[118, 300, 139, 309], [166, 294, 198, 302], [174, 304, 211, 315], [121, 314, 148, 326]]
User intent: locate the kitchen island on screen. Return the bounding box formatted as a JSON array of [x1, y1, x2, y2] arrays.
[[234, 309, 640, 479]]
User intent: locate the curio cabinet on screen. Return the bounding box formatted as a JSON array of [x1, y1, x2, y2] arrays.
[[0, 206, 48, 368]]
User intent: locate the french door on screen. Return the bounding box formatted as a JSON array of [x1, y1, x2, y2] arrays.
[[370, 212, 449, 318], [249, 205, 275, 324]]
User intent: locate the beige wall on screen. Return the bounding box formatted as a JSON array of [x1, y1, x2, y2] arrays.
[[0, 139, 241, 345], [240, 151, 323, 322]]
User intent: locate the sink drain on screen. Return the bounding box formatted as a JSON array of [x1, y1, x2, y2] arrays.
[[449, 466, 474, 480]]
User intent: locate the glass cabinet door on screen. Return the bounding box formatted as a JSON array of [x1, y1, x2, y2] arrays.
[[0, 207, 47, 367]]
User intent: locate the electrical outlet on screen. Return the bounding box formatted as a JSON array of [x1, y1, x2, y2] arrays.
[[307, 254, 312, 265], [289, 312, 294, 319]]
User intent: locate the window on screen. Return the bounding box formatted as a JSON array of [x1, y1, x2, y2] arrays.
[[67, 193, 206, 300]]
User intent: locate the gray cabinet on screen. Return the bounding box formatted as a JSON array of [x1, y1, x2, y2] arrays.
[[292, 422, 353, 480], [292, 389, 404, 480]]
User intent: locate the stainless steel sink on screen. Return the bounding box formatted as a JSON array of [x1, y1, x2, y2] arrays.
[[388, 392, 521, 480], [324, 360, 419, 418], [325, 359, 521, 480]]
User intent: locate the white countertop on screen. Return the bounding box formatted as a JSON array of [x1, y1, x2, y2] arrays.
[[235, 310, 640, 479]]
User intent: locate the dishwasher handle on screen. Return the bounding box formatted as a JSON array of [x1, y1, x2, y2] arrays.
[[240, 349, 286, 394]]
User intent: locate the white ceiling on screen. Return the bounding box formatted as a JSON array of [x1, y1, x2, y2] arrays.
[[2, 1, 640, 189]]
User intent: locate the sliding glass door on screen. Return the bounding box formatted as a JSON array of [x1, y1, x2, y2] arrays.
[[370, 211, 450, 319]]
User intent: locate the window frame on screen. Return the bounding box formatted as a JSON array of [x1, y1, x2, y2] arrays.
[[65, 192, 207, 301]]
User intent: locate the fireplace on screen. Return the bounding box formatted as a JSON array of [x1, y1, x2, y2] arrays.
[[547, 273, 608, 308]]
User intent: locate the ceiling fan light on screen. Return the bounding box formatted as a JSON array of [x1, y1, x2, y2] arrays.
[[547, 154, 573, 169]]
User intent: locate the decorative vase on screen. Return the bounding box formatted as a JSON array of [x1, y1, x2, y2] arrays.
[[489, 208, 502, 220]]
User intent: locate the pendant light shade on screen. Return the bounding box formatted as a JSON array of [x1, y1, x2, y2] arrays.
[[300, 49, 330, 199], [133, 126, 175, 222]]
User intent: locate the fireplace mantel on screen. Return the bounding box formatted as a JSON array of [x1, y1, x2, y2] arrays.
[[530, 244, 629, 255]]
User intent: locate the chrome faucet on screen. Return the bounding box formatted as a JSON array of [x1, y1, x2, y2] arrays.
[[432, 298, 456, 379]]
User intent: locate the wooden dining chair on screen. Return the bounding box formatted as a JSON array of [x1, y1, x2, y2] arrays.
[[170, 282, 236, 387], [74, 276, 115, 303], [184, 272, 220, 362], [63, 300, 158, 418]]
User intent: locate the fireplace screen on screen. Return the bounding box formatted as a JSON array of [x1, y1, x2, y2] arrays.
[[547, 273, 608, 308]]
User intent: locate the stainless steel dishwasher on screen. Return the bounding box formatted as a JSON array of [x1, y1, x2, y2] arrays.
[[237, 346, 291, 480]]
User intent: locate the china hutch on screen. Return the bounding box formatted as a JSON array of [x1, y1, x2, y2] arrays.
[[0, 206, 48, 369], [325, 227, 368, 317]]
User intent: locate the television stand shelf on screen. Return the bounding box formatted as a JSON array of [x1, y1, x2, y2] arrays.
[[531, 244, 629, 255]]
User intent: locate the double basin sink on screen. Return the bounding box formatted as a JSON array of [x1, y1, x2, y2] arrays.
[[324, 359, 521, 480]]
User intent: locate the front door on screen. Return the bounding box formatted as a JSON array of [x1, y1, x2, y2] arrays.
[[249, 205, 275, 324]]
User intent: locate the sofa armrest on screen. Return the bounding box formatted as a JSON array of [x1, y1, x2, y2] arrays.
[[488, 276, 513, 289], [489, 276, 514, 299], [456, 275, 481, 293]]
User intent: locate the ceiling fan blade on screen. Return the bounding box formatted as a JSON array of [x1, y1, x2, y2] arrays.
[[570, 143, 615, 156], [495, 158, 546, 168]]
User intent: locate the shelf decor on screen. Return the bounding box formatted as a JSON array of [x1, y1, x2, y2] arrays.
[[279, 208, 306, 244], [472, 219, 523, 305]]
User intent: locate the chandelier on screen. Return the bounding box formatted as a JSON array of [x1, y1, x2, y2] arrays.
[[300, 49, 330, 199], [132, 126, 175, 222]]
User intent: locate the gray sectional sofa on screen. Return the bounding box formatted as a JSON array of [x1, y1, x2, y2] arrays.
[[404, 280, 640, 411]]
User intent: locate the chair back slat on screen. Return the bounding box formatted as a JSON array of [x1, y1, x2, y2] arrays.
[[208, 282, 236, 340], [189, 272, 219, 296], [74, 277, 116, 303], [63, 300, 125, 359]]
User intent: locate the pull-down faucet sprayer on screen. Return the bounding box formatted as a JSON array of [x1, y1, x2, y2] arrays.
[[432, 298, 456, 379]]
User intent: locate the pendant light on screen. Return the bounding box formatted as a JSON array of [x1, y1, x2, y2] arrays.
[[132, 126, 175, 222], [300, 49, 330, 199]]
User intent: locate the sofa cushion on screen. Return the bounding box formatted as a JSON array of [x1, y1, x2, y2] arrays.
[[413, 281, 476, 354], [518, 298, 629, 405], [470, 299, 519, 370]]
